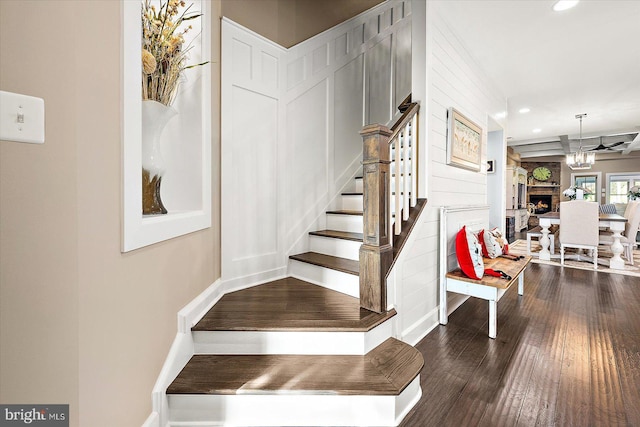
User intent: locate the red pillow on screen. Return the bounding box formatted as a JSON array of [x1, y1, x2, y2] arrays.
[[455, 226, 484, 279]]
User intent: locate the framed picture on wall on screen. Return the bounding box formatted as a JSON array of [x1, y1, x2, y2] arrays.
[[487, 159, 495, 173], [446, 108, 482, 172]]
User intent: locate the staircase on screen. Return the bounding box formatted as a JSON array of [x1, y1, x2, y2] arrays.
[[164, 103, 424, 426]]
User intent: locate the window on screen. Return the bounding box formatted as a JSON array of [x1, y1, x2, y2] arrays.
[[608, 173, 640, 203], [571, 172, 601, 203], [574, 175, 597, 202]]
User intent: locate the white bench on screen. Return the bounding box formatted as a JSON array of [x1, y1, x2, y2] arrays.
[[440, 255, 531, 339]]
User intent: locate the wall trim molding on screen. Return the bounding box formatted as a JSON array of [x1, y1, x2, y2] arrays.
[[151, 278, 221, 427]]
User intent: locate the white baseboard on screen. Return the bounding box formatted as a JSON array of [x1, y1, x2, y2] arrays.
[[177, 278, 224, 333], [400, 295, 470, 347], [220, 267, 288, 298], [152, 278, 225, 427], [142, 411, 160, 427], [401, 306, 439, 346]]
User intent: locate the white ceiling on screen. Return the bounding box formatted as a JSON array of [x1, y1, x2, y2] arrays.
[[436, 0, 640, 159]]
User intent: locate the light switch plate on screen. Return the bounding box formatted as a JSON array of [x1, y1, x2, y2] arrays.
[[0, 90, 45, 144]]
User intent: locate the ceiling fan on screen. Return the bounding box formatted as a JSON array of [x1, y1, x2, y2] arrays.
[[588, 136, 625, 151]]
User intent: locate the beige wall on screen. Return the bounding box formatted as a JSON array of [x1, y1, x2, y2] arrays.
[[221, 0, 383, 47], [0, 1, 221, 426]]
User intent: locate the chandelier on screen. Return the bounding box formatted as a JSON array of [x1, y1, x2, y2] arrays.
[[566, 113, 595, 170]]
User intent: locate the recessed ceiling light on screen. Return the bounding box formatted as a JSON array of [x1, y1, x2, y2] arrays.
[[553, 0, 579, 12], [532, 128, 542, 133], [519, 107, 530, 114], [495, 111, 507, 119]]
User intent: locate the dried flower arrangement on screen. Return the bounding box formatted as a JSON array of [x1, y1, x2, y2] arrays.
[[141, 0, 207, 106]]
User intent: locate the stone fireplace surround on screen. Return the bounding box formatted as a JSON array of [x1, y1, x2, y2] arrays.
[[521, 162, 562, 229]]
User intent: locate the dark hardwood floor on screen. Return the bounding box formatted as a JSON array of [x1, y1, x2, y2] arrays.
[[400, 262, 640, 427]]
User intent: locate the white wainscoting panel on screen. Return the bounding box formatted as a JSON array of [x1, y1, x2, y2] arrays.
[[221, 2, 413, 288], [366, 35, 393, 125], [395, 23, 412, 108], [286, 79, 329, 228], [230, 86, 278, 260], [334, 54, 365, 176], [222, 20, 286, 281]]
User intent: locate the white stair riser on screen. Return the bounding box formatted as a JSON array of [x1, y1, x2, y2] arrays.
[[193, 320, 392, 355], [309, 235, 361, 260], [289, 259, 359, 297], [168, 377, 421, 426], [326, 213, 363, 233], [355, 178, 363, 193], [341, 194, 363, 210]]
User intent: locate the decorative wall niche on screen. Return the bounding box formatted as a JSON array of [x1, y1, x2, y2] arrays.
[[121, 0, 212, 252]]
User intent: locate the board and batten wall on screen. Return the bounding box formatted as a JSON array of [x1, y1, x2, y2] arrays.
[[221, 0, 412, 288], [391, 1, 507, 344]]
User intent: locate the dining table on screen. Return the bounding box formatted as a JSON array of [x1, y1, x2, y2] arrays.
[[538, 211, 628, 269]]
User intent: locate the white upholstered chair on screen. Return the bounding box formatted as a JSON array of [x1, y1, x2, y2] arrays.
[[599, 201, 640, 265], [559, 200, 599, 269], [623, 201, 640, 219]]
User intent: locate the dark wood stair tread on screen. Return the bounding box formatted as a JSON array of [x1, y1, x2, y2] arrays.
[[290, 252, 359, 275], [341, 192, 363, 196], [193, 277, 394, 331], [326, 210, 363, 216], [167, 338, 423, 396], [309, 230, 363, 242]]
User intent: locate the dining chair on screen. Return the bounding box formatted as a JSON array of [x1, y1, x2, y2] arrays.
[[559, 200, 599, 269], [623, 201, 640, 219], [599, 202, 640, 265]]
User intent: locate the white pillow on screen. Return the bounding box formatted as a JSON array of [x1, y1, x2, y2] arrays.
[[481, 228, 507, 259]]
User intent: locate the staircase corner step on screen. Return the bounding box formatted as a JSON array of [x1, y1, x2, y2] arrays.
[[167, 337, 423, 396]]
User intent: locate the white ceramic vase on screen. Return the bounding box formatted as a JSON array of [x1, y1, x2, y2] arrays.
[[141, 100, 177, 215], [141, 100, 177, 178]]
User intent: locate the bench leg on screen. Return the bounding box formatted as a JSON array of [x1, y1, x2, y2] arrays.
[[439, 282, 448, 325], [488, 300, 497, 339], [518, 269, 525, 296], [526, 234, 532, 255]]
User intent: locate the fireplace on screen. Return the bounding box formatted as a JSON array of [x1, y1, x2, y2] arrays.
[[530, 195, 552, 214]]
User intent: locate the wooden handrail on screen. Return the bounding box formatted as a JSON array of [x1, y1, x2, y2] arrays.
[[359, 99, 419, 313], [390, 102, 419, 139]]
